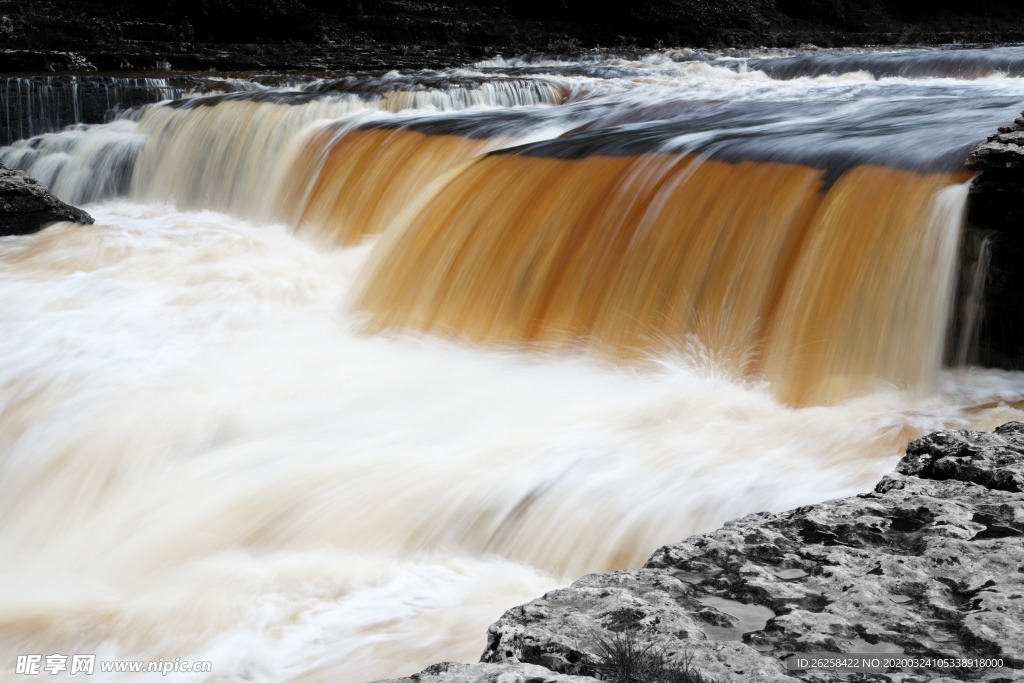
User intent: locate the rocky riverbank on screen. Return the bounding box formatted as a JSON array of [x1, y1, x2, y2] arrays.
[[3, 1, 1024, 74], [0, 162, 93, 235], [379, 424, 1024, 683]]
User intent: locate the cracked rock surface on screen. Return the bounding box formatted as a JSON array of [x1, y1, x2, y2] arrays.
[[0, 162, 93, 236], [967, 113, 1024, 170], [466, 424, 1024, 683]]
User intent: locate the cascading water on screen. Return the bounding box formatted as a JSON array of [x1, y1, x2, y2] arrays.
[[3, 46, 1024, 682], [0, 76, 202, 146], [0, 73, 357, 147]]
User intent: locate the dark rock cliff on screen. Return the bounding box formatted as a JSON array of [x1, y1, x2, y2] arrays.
[[3, 1, 1024, 73], [379, 424, 1024, 682]]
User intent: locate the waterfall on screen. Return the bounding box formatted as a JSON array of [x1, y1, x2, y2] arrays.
[[1, 77, 572, 218], [354, 150, 971, 404]]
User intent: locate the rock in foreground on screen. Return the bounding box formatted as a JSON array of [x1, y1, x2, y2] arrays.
[[0, 163, 93, 236], [385, 424, 1024, 682]]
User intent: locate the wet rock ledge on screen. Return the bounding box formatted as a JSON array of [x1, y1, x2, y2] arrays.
[[0, 162, 93, 236], [378, 425, 1024, 683], [965, 114, 1024, 371]]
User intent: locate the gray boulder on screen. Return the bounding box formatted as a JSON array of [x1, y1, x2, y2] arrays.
[[967, 114, 1024, 171], [0, 162, 93, 236]]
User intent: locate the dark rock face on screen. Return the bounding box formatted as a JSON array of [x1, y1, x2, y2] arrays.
[[964, 115, 1024, 370], [4, 1, 1024, 75], [460, 424, 1024, 683], [0, 162, 93, 236], [0, 0, 771, 65]]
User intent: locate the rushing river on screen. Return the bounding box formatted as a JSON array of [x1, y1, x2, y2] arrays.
[[3, 46, 1024, 681]]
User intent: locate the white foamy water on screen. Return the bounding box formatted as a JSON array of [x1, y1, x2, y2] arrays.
[[2, 204, 1023, 682]]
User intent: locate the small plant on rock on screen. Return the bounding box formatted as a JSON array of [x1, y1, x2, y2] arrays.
[[589, 631, 717, 683]]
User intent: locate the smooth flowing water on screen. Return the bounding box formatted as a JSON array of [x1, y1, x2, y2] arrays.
[[3, 46, 1024, 681]]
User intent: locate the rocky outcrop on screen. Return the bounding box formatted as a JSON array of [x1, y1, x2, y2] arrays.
[[966, 116, 1024, 172], [964, 115, 1024, 370], [384, 424, 1024, 683], [0, 162, 93, 235]]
